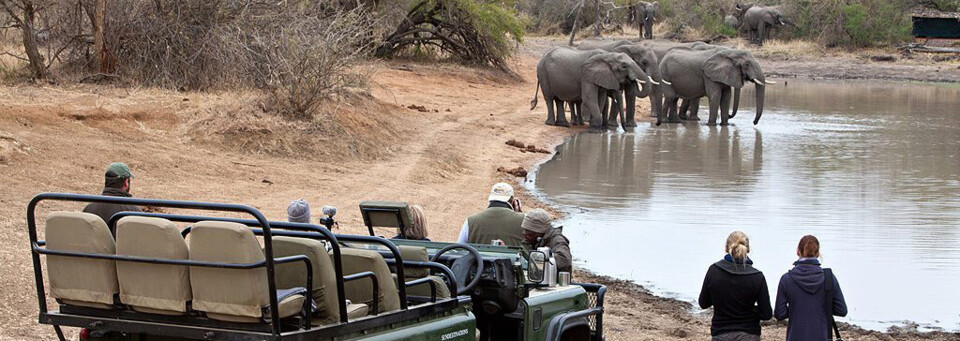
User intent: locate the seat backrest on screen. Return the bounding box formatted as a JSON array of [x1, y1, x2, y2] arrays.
[[272, 237, 340, 321], [116, 216, 191, 315], [45, 212, 119, 308], [188, 221, 267, 319], [398, 245, 429, 279], [340, 248, 400, 313], [359, 201, 413, 230]]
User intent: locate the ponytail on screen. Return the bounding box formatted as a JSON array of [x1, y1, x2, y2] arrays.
[[798, 235, 820, 258], [725, 231, 751, 262]]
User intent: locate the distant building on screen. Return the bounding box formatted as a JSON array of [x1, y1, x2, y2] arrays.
[[912, 7, 960, 46]]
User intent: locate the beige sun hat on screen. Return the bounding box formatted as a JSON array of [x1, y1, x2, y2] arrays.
[[488, 183, 514, 203]]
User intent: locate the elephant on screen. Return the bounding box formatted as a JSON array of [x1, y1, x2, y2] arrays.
[[531, 47, 648, 129], [737, 3, 791, 46], [578, 39, 663, 127], [636, 2, 659, 40], [724, 15, 740, 30], [658, 48, 773, 126]]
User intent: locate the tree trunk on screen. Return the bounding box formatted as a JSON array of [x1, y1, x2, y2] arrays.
[[93, 0, 110, 73], [17, 2, 46, 79], [568, 1, 583, 46], [593, 0, 601, 37]]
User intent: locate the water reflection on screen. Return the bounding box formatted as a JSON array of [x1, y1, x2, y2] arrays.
[[532, 79, 960, 331]]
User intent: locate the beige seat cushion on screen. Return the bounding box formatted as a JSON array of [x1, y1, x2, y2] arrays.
[[407, 275, 452, 299], [397, 245, 429, 278], [116, 216, 191, 315], [311, 303, 368, 326], [189, 221, 304, 322], [207, 294, 305, 323], [46, 212, 118, 308], [340, 248, 400, 313], [273, 237, 341, 320]]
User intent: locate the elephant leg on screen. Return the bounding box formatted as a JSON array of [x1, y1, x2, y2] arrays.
[[688, 97, 702, 121], [607, 91, 623, 128], [554, 99, 570, 127], [544, 94, 556, 126], [584, 87, 603, 129], [570, 102, 583, 126], [707, 90, 722, 126], [661, 96, 679, 125], [678, 99, 690, 120], [758, 21, 767, 46], [719, 87, 732, 126], [625, 89, 638, 127]]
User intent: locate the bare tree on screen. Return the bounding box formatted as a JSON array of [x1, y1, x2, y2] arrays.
[[1, 0, 46, 79]]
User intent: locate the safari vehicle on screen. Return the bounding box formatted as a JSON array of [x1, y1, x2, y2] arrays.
[[26, 194, 604, 341]]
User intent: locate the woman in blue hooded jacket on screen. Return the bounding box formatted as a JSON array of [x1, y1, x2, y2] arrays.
[[775, 235, 848, 341]]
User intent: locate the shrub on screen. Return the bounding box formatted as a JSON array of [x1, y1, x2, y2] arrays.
[[376, 0, 525, 70]]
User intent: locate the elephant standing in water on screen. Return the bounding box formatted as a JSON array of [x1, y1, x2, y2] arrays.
[[737, 3, 791, 46], [659, 48, 772, 126], [531, 47, 648, 129], [578, 39, 664, 127], [636, 2, 659, 40]]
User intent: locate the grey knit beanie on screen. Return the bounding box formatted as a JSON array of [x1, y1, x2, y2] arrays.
[[521, 209, 552, 234], [287, 199, 311, 223]]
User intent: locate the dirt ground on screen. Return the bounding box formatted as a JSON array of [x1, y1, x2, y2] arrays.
[[1, 36, 958, 340]]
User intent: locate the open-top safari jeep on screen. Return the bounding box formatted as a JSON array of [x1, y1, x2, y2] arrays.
[[26, 194, 604, 341]]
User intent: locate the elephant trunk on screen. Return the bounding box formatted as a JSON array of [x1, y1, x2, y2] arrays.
[[753, 83, 764, 125], [643, 14, 654, 39], [731, 87, 740, 118]]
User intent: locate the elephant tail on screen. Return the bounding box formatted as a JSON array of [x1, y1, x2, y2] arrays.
[[530, 80, 540, 110]]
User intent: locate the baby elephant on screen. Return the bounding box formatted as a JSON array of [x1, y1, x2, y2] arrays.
[[531, 47, 648, 129]]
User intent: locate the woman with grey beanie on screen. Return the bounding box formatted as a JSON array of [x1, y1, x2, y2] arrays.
[[287, 199, 311, 223]]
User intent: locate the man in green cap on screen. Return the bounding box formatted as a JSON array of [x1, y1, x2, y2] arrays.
[[83, 162, 141, 235]]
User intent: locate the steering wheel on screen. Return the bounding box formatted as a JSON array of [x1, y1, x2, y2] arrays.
[[430, 244, 485, 295]]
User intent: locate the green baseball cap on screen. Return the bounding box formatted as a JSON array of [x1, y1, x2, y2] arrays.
[[105, 162, 135, 179]]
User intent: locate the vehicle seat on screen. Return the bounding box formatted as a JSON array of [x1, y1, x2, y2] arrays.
[[398, 246, 451, 299], [45, 212, 119, 309], [340, 248, 400, 313], [188, 221, 306, 323], [272, 237, 369, 324], [115, 216, 191, 315]]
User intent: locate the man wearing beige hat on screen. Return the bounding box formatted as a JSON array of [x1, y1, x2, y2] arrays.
[[521, 209, 572, 273], [456, 183, 524, 246]]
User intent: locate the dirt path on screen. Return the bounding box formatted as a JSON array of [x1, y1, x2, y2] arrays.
[[1, 36, 957, 340]]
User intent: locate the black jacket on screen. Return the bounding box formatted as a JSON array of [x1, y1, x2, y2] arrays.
[[698, 256, 773, 336], [83, 187, 140, 235]]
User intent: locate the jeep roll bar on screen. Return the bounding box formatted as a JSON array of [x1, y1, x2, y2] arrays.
[[544, 283, 607, 341], [27, 193, 302, 338]]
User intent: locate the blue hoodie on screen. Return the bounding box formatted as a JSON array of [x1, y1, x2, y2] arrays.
[[775, 259, 848, 341]]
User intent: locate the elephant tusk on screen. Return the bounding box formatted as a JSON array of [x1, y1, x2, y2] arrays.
[[753, 79, 764, 85], [765, 80, 777, 84], [647, 76, 660, 85], [637, 78, 646, 84], [661, 79, 673, 85]]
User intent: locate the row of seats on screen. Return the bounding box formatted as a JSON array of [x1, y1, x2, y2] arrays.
[[44, 212, 446, 326]]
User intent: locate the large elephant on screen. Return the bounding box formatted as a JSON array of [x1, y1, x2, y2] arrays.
[[636, 2, 659, 40], [531, 47, 648, 129], [659, 48, 772, 126], [737, 4, 790, 46], [578, 39, 663, 127]]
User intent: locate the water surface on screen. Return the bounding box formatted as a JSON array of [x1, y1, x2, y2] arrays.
[[531, 79, 960, 331]]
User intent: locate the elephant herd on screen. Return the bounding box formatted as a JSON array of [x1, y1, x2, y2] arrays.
[[531, 39, 773, 129]]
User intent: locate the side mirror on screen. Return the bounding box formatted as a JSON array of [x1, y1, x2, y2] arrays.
[[528, 250, 547, 283]]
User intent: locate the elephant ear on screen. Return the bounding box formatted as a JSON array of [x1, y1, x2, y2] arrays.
[[704, 53, 743, 88], [583, 55, 621, 90]]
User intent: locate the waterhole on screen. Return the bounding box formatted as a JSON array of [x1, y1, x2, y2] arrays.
[[531, 79, 960, 331]]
